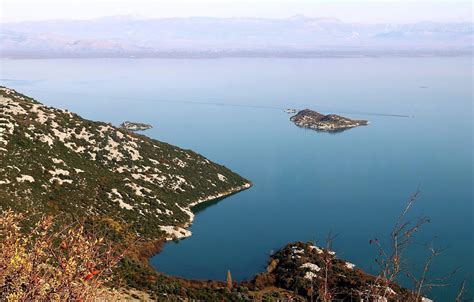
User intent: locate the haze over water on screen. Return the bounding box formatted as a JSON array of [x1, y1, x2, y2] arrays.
[[1, 57, 472, 300]]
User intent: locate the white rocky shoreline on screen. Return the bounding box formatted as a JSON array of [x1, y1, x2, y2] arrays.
[[159, 182, 252, 241]]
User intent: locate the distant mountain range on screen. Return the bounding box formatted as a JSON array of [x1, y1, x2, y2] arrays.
[[1, 16, 472, 58]]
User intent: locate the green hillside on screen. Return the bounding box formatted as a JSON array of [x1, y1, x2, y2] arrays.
[[0, 86, 250, 240]]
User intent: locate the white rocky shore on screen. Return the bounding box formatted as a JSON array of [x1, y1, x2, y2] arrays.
[[159, 182, 251, 241]]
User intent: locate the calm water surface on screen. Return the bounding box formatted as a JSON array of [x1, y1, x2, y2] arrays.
[[1, 57, 472, 300]]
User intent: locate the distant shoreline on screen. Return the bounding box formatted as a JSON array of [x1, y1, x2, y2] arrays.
[[1, 50, 472, 60]]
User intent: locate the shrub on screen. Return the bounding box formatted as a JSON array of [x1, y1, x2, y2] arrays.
[[0, 210, 124, 301]]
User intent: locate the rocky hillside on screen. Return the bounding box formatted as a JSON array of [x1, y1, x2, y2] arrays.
[[0, 86, 250, 240], [251, 241, 417, 301], [291, 109, 368, 131]]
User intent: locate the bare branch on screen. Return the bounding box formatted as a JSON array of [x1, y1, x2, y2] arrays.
[[455, 280, 466, 302]]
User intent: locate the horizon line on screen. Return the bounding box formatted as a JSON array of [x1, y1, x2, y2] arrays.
[[2, 14, 473, 25]]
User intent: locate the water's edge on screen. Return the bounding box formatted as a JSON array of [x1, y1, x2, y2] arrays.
[[159, 182, 252, 241]]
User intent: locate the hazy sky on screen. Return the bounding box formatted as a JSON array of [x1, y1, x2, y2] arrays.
[[1, 0, 472, 23]]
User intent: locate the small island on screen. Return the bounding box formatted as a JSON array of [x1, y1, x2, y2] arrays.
[[120, 121, 153, 131], [290, 109, 368, 131]]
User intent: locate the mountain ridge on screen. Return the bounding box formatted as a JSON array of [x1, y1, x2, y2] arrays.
[[1, 16, 472, 58]]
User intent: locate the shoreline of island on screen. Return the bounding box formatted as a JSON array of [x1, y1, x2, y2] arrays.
[[290, 109, 369, 131]]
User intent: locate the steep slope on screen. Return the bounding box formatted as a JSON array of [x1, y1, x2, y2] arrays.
[[0, 86, 250, 240]]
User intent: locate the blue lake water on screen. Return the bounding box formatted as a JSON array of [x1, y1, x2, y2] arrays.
[[1, 57, 472, 300]]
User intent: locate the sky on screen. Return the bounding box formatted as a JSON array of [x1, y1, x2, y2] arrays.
[[0, 0, 472, 23]]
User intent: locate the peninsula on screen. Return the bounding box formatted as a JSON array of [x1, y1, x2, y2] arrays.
[[290, 109, 368, 131], [0, 86, 251, 243]]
